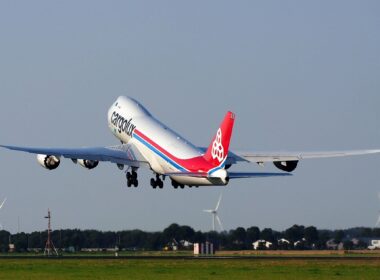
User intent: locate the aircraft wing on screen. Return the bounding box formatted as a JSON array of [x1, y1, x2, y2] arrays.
[[0, 144, 149, 168], [229, 149, 380, 163]]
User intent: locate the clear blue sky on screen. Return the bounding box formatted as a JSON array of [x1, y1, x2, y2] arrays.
[[0, 0, 379, 233]]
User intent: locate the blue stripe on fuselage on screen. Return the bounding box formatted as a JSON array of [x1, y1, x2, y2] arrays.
[[208, 158, 226, 175], [133, 133, 188, 172]]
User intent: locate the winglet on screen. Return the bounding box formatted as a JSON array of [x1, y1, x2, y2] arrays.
[[204, 111, 235, 167]]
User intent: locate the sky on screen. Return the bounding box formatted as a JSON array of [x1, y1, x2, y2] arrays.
[[0, 0, 379, 233]]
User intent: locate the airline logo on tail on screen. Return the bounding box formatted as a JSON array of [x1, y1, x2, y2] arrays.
[[212, 128, 224, 163]]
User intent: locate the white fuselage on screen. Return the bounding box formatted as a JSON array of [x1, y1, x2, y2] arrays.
[[107, 96, 228, 186]]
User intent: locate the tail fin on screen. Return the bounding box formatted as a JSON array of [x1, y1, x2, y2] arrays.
[[204, 111, 235, 167]]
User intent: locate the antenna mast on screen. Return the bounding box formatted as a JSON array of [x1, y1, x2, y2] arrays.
[[44, 209, 58, 256]]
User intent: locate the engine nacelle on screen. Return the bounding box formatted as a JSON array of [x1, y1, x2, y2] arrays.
[[78, 159, 99, 169], [37, 154, 60, 170], [273, 160, 298, 172]]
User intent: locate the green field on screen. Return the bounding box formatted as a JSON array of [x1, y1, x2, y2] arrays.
[[0, 258, 379, 279]]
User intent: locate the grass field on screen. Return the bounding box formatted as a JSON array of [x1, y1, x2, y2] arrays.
[[3, 249, 380, 257], [0, 258, 379, 279]]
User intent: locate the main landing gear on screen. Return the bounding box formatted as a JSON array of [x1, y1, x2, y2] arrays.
[[126, 170, 138, 187], [171, 179, 184, 189], [171, 179, 199, 189], [150, 174, 164, 189]]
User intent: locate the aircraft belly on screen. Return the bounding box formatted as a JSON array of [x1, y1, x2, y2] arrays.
[[170, 176, 227, 186]]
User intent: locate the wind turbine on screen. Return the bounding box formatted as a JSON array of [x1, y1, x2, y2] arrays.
[[203, 193, 224, 231], [0, 198, 6, 230], [375, 192, 380, 228]]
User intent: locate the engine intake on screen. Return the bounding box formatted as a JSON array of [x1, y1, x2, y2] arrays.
[[78, 159, 99, 169], [37, 154, 60, 170], [273, 160, 298, 172]]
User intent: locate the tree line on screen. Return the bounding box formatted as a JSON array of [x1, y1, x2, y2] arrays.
[[0, 224, 379, 252]]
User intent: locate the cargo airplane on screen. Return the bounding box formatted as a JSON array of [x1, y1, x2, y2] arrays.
[[1, 96, 379, 189]]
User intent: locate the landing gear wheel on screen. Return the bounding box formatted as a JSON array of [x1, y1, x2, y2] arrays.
[[150, 178, 156, 188], [158, 180, 164, 189], [126, 170, 139, 188], [151, 174, 164, 189]]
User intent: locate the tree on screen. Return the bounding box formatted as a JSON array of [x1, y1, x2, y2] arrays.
[[177, 225, 195, 241], [343, 240, 354, 250], [0, 230, 10, 252], [13, 232, 28, 252], [229, 227, 247, 249], [163, 223, 180, 242], [285, 225, 305, 243], [317, 230, 332, 249], [144, 232, 163, 250], [334, 230, 345, 244], [246, 227, 260, 243], [232, 227, 246, 243], [373, 228, 380, 237], [304, 226, 319, 246], [193, 231, 205, 243], [260, 228, 275, 243]]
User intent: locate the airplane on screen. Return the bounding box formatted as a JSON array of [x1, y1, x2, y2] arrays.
[[1, 96, 379, 189]]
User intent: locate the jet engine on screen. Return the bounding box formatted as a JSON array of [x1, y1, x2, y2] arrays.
[[37, 154, 60, 170], [78, 159, 99, 169], [273, 160, 298, 172]]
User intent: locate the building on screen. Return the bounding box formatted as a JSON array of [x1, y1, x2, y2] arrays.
[[368, 240, 380, 250], [252, 240, 273, 250], [194, 242, 215, 255]]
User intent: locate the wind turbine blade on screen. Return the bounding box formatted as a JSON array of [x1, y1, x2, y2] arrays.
[[376, 213, 380, 227], [378, 192, 380, 201], [216, 215, 224, 231], [0, 198, 6, 210], [212, 214, 215, 231], [215, 193, 223, 211]]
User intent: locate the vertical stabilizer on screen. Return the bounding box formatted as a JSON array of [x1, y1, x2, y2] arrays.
[[204, 111, 235, 167]]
